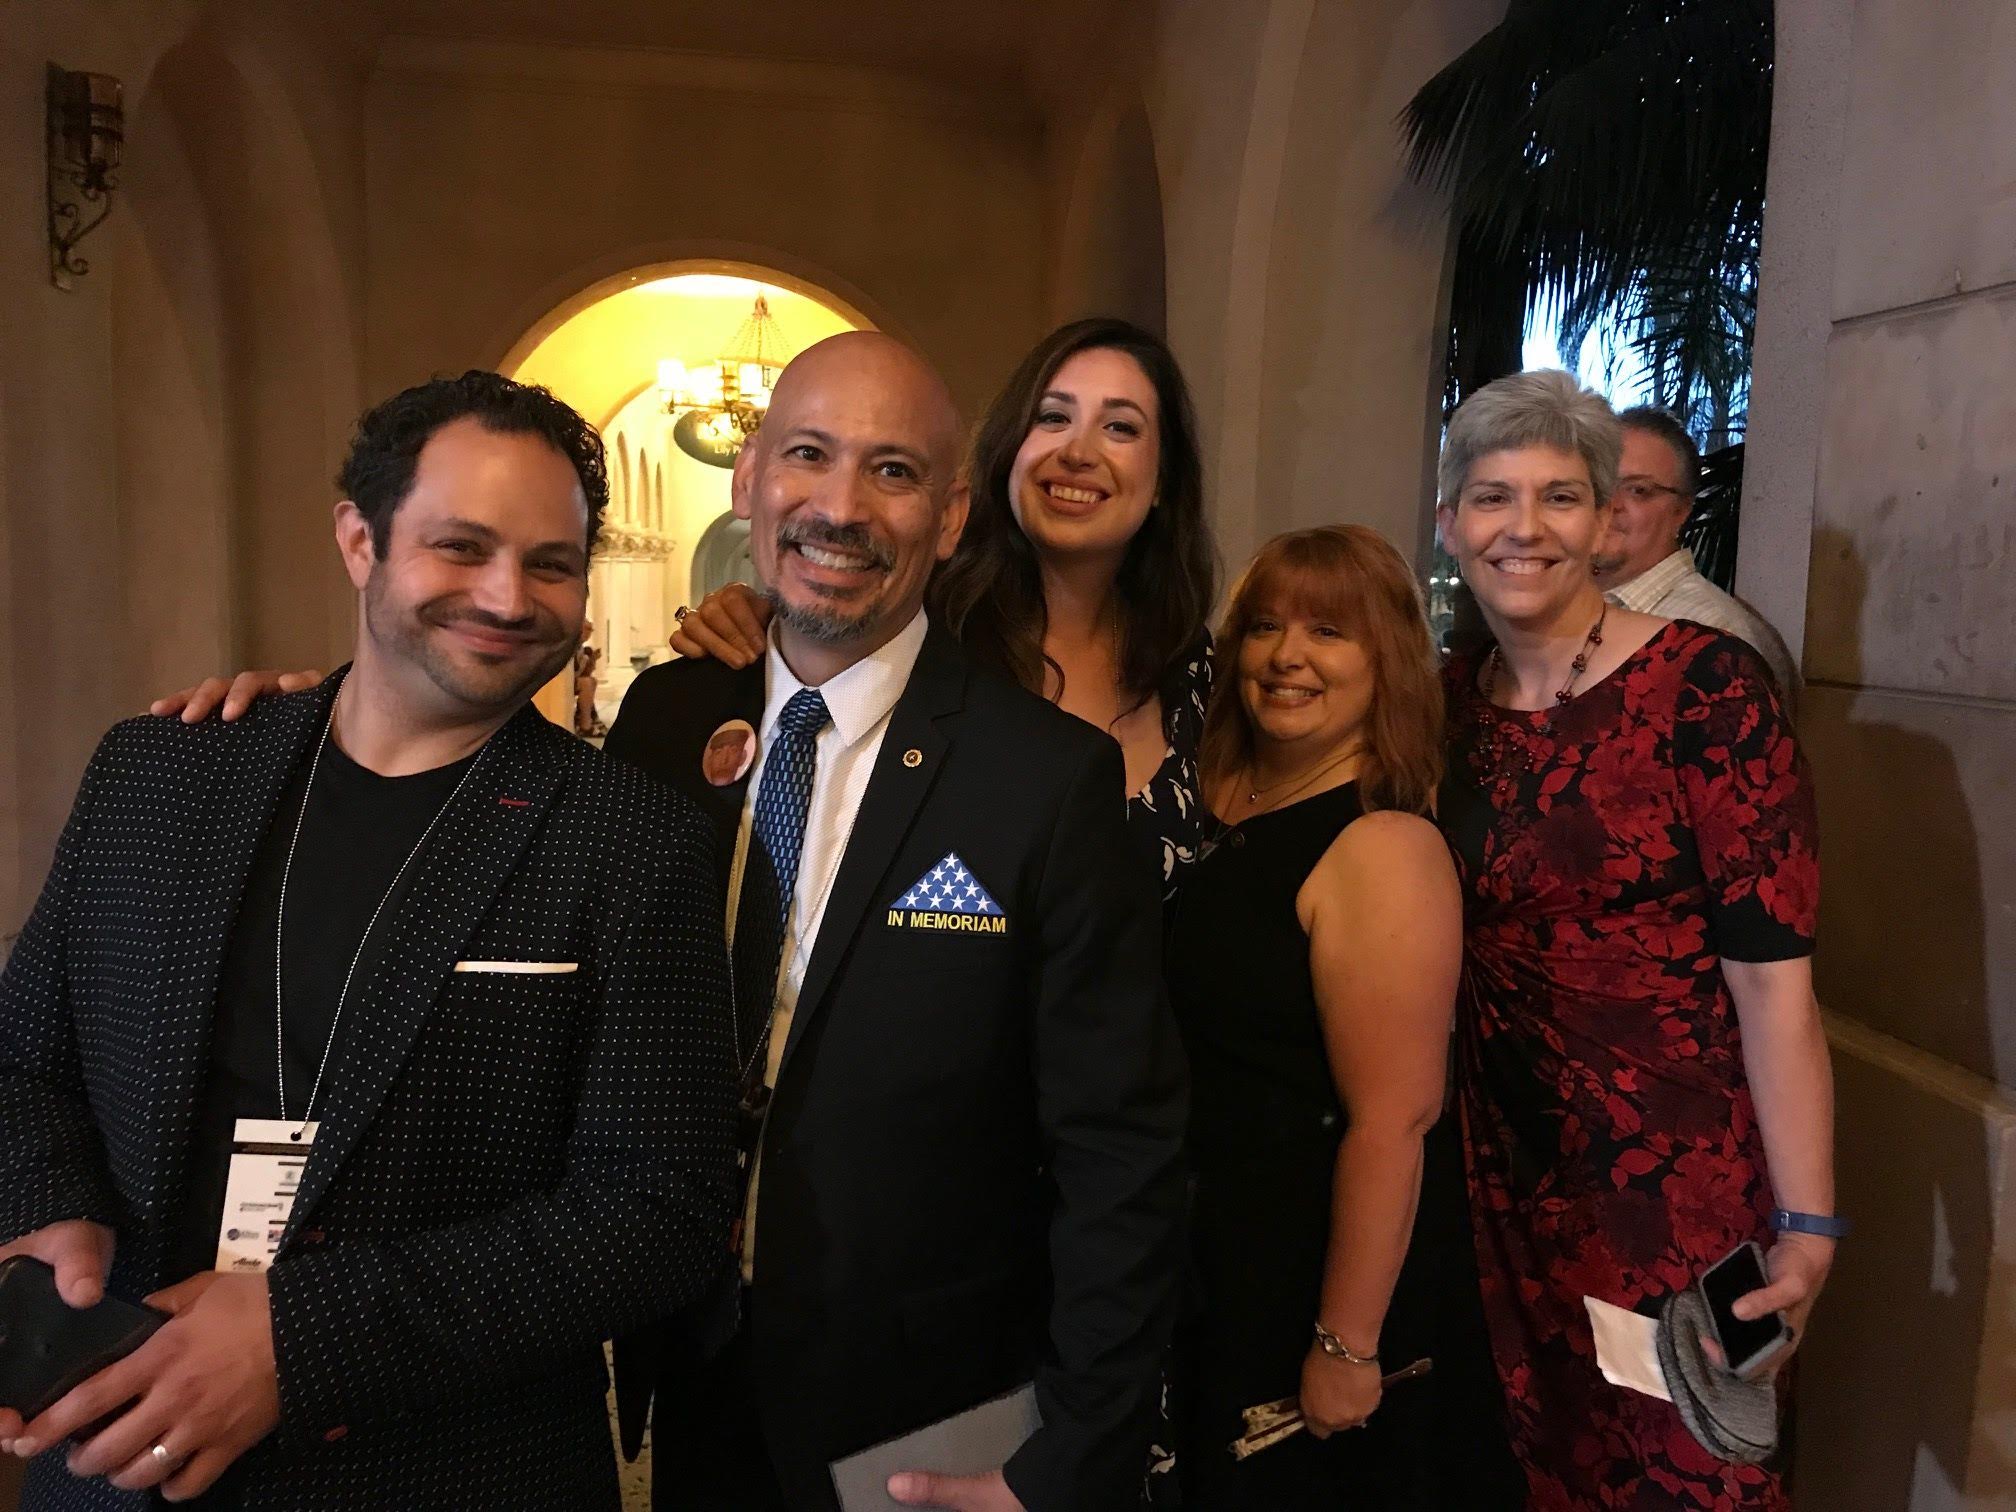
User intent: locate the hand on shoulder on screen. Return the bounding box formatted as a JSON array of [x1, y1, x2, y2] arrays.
[[669, 583, 771, 667], [149, 669, 324, 724]]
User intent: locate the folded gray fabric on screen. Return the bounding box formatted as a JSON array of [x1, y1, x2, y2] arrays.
[[1657, 1287, 1780, 1464]]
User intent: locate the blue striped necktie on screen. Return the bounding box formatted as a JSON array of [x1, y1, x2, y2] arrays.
[[732, 687, 831, 1063]]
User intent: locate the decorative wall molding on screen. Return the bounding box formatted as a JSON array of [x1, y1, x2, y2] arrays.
[[594, 528, 675, 561]]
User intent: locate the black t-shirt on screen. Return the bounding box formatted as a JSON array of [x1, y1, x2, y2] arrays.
[[167, 737, 480, 1283]]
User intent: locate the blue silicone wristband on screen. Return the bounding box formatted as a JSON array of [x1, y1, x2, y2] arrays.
[[1771, 1208, 1850, 1238]]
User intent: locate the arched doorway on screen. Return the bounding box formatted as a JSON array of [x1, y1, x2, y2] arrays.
[[689, 512, 755, 604], [501, 265, 865, 735]]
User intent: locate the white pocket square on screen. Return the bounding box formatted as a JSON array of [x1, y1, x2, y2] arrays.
[[453, 960, 579, 975]]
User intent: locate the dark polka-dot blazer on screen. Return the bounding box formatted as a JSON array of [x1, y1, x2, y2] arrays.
[[0, 672, 737, 1511]]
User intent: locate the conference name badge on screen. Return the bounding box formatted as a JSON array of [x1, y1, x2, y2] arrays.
[[214, 1118, 317, 1274], [884, 851, 1008, 936]]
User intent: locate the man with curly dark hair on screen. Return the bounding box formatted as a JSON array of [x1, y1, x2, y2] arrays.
[[0, 372, 737, 1510]]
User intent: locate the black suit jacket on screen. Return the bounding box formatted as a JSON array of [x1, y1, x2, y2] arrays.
[[0, 675, 737, 1511], [606, 627, 1188, 1512]]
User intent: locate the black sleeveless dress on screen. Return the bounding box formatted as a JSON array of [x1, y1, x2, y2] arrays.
[[1166, 783, 1518, 1510]]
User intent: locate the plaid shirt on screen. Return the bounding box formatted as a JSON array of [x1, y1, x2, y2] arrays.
[[1605, 549, 1801, 714]]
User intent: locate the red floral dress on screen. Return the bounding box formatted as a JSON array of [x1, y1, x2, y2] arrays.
[[1439, 622, 1819, 1511]]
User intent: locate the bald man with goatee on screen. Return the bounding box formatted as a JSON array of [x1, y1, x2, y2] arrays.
[[607, 334, 1187, 1512]]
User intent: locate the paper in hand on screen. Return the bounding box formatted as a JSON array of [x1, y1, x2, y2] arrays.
[[830, 1383, 1040, 1512], [1585, 1294, 1672, 1402]]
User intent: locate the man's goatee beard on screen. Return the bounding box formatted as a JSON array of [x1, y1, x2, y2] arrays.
[[764, 584, 873, 645]]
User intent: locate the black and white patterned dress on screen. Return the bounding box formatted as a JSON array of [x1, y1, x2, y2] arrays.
[[1131, 629, 1213, 1503], [1127, 630, 1214, 900]]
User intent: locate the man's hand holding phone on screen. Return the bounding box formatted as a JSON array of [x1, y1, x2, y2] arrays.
[[8, 1269, 281, 1500], [0, 1220, 115, 1446]]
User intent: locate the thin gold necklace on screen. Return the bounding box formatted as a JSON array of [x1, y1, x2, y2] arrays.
[[1241, 744, 1359, 812]]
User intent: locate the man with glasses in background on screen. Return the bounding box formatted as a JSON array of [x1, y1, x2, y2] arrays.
[[1592, 406, 1801, 709]]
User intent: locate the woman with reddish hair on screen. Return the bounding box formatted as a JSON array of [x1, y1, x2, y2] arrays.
[[1170, 526, 1515, 1509]]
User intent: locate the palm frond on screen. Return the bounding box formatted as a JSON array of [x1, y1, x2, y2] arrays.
[[1683, 441, 1745, 588], [1402, 0, 1772, 427], [1628, 244, 1756, 443]]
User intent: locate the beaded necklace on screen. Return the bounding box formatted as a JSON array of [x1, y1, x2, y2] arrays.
[[1482, 603, 1607, 797]]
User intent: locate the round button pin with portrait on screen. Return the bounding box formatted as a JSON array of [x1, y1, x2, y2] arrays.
[[702, 720, 757, 786]]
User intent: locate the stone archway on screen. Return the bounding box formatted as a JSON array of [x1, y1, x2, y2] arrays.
[[499, 263, 863, 734]]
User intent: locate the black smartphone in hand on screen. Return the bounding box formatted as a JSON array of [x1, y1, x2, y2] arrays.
[[1697, 1241, 1793, 1378], [0, 1255, 167, 1421]]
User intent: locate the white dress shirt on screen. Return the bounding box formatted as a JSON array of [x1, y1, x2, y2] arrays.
[[1604, 548, 1801, 713], [732, 607, 929, 1275]]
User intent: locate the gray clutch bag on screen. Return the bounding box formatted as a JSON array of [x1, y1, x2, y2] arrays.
[[1656, 1287, 1780, 1464]]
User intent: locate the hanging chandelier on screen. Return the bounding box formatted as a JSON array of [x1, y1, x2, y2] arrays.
[[656, 294, 795, 449]]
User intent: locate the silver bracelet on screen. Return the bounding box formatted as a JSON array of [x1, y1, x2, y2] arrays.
[[1313, 1323, 1380, 1366]]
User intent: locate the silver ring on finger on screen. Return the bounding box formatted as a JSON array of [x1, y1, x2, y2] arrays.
[[150, 1443, 183, 1468], [675, 605, 691, 622]]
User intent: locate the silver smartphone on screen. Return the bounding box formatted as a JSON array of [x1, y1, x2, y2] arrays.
[[1698, 1241, 1793, 1377]]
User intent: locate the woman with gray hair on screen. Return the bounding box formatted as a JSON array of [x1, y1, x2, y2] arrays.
[[1434, 371, 1837, 1509]]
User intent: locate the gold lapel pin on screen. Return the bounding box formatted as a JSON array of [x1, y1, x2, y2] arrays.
[[902, 748, 923, 768]]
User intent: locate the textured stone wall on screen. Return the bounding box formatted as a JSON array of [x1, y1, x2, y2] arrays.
[[1743, 0, 2016, 1502]]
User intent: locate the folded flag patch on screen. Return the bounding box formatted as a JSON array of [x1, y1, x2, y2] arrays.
[[887, 853, 1007, 934]]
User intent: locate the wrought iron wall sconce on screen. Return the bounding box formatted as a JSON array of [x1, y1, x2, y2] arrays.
[[46, 65, 124, 291]]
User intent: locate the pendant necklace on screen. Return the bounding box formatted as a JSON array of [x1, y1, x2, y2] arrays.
[[1199, 744, 1360, 865], [1242, 745, 1359, 812]]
